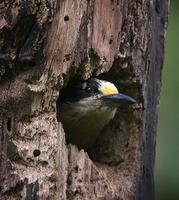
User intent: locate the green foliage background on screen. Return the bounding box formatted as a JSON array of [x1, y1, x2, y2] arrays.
[[155, 1, 179, 199]]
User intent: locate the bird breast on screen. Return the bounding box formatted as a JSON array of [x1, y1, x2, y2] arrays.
[[58, 99, 117, 150]]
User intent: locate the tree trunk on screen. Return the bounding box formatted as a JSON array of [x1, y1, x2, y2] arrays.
[[0, 0, 169, 200]]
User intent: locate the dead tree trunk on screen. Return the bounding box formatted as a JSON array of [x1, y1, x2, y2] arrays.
[[0, 0, 168, 200]]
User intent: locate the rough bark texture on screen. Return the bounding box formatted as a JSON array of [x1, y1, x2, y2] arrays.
[[0, 0, 168, 200]]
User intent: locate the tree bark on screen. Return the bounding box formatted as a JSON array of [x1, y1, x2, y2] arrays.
[[0, 0, 169, 200]]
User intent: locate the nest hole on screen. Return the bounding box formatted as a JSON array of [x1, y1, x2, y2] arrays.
[[56, 75, 140, 165]]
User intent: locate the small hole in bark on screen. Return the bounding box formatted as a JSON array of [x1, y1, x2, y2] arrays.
[[78, 179, 82, 183], [33, 149, 41, 157], [7, 118, 12, 132], [41, 161, 48, 166], [109, 39, 113, 44], [64, 15, 69, 21], [74, 166, 79, 172]]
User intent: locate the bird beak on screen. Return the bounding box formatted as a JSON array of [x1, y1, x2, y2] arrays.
[[101, 93, 136, 104]]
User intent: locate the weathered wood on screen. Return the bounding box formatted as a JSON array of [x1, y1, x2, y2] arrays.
[[0, 0, 168, 199]]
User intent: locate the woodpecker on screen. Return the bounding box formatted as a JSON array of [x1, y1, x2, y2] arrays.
[[57, 78, 136, 151]]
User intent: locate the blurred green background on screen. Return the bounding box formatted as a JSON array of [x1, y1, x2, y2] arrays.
[[155, 1, 179, 200]]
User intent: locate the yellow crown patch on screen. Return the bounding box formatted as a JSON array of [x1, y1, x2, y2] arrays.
[[98, 81, 119, 95]]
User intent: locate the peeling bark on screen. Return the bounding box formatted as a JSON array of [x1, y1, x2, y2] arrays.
[[0, 0, 169, 200]]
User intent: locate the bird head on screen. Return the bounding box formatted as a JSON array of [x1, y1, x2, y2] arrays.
[[60, 78, 136, 105]]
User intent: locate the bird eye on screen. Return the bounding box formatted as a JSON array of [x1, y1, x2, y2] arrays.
[[86, 87, 93, 93]]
